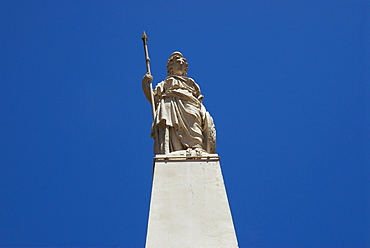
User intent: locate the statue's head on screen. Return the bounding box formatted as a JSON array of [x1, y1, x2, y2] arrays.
[[166, 52, 188, 76]]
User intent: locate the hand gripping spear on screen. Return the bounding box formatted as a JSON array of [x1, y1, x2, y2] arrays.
[[141, 31, 156, 119]]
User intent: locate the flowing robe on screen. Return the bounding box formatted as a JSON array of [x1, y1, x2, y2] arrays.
[[151, 75, 216, 154]]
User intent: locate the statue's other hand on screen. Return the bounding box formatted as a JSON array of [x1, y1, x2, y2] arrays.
[[142, 73, 153, 85]]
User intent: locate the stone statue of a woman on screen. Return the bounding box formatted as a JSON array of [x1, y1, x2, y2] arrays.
[[142, 52, 216, 155]]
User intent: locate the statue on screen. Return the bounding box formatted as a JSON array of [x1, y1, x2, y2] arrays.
[[142, 51, 216, 155]]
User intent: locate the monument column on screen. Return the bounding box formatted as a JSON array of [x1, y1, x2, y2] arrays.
[[145, 154, 238, 248]]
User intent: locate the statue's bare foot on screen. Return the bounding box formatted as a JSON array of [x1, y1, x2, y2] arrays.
[[195, 148, 204, 156], [186, 147, 207, 157], [186, 148, 194, 157]]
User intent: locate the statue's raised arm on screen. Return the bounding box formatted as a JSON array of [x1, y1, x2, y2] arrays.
[[142, 73, 154, 103], [142, 52, 216, 156]]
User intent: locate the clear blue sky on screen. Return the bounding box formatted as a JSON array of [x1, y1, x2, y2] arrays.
[[0, 1, 368, 247]]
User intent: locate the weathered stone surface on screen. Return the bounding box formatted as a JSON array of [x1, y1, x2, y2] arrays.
[[145, 155, 238, 248]]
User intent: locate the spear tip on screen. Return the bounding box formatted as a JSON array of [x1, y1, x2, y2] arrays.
[[142, 31, 148, 41]]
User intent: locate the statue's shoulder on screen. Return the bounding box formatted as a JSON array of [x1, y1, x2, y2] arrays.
[[186, 77, 197, 84], [163, 76, 189, 85], [162, 76, 175, 84], [186, 77, 201, 92], [164, 76, 177, 81], [165, 75, 192, 81], [163, 76, 199, 91]]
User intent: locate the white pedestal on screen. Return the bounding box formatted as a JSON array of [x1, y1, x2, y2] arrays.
[[145, 154, 238, 248]]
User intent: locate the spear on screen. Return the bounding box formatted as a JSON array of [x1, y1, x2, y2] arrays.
[[141, 31, 156, 119]]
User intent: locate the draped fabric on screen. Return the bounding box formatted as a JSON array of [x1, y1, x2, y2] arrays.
[[151, 76, 216, 154]]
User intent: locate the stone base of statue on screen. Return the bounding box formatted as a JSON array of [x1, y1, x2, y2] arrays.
[[145, 153, 238, 248]]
